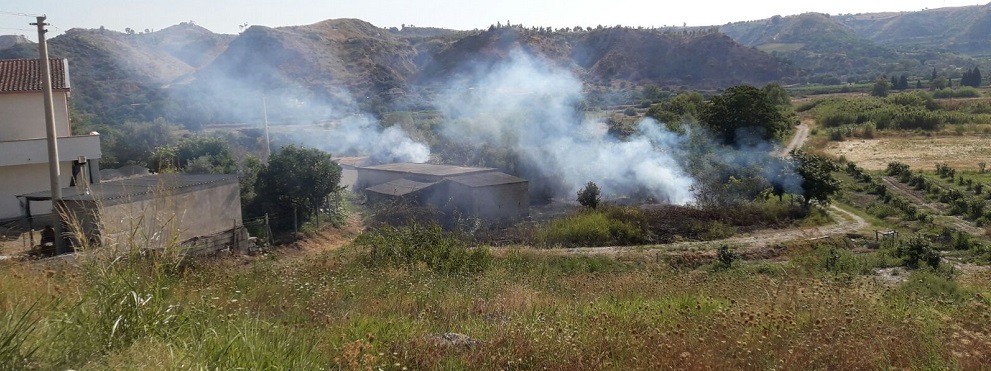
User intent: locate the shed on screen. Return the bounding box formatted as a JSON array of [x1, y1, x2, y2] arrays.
[[356, 163, 495, 189], [445, 172, 529, 223], [18, 174, 244, 254]]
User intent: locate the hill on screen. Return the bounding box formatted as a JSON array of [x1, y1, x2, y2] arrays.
[[0, 24, 233, 123], [0, 35, 30, 51], [836, 3, 991, 55], [720, 4, 991, 81]]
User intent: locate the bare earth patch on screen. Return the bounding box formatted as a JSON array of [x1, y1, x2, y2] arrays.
[[824, 135, 991, 171]]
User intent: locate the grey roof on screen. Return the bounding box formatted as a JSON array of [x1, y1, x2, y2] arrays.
[[358, 163, 494, 177], [18, 174, 237, 204], [446, 172, 527, 188], [365, 178, 439, 197]]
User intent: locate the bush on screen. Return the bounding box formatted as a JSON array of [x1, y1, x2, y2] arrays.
[[896, 235, 941, 269], [539, 210, 645, 247], [356, 223, 492, 275], [577, 181, 601, 209], [716, 245, 738, 269]]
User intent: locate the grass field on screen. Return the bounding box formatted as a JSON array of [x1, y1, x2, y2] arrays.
[[1, 215, 990, 369]]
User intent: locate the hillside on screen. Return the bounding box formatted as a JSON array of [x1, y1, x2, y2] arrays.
[[720, 4, 991, 81], [0, 35, 30, 51], [0, 25, 233, 123], [836, 3, 991, 54], [1, 3, 988, 127]]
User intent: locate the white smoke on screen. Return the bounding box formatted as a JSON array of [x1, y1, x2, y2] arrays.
[[434, 51, 697, 204], [311, 114, 430, 163]]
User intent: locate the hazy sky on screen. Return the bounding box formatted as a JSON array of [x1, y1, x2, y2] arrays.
[[0, 0, 985, 42]]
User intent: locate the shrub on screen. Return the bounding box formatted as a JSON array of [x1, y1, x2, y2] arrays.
[[577, 181, 601, 209], [896, 235, 941, 269], [356, 223, 491, 275], [539, 210, 645, 247], [716, 245, 738, 268]]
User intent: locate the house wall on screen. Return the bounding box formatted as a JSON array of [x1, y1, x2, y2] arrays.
[[0, 92, 71, 141], [339, 165, 358, 191], [0, 161, 80, 220], [64, 181, 243, 250], [447, 182, 529, 223]]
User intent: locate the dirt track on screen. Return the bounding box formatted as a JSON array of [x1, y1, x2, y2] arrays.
[[545, 205, 867, 258], [525, 119, 871, 257]]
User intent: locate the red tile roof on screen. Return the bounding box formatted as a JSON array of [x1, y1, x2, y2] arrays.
[[0, 58, 70, 93]]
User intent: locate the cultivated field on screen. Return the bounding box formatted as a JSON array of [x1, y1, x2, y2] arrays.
[[824, 134, 991, 171]]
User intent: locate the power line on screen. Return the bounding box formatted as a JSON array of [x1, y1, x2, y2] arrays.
[[0, 27, 33, 32], [0, 10, 43, 17]]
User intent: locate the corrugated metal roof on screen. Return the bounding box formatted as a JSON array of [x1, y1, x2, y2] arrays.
[[358, 162, 494, 177], [0, 58, 70, 93], [18, 174, 237, 203], [446, 172, 527, 188], [365, 178, 439, 197]]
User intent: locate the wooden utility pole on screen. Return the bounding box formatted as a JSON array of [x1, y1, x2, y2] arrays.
[[31, 15, 66, 254], [262, 94, 272, 162]]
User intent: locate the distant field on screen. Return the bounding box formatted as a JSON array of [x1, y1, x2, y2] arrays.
[[756, 43, 805, 53], [824, 134, 991, 170]]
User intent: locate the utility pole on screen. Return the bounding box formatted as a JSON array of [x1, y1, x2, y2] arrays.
[[31, 15, 65, 254], [262, 94, 271, 163]]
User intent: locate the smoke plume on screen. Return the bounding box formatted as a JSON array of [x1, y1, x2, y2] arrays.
[[434, 51, 697, 204]]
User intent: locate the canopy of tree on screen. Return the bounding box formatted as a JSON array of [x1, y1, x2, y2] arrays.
[[700, 85, 790, 146]]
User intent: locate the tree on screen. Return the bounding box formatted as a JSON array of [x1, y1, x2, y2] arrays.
[[974, 66, 983, 87], [791, 150, 841, 209], [871, 78, 891, 97], [761, 83, 791, 106], [898, 74, 909, 90], [148, 136, 236, 174], [700, 85, 789, 146], [577, 181, 601, 209], [254, 145, 342, 233]]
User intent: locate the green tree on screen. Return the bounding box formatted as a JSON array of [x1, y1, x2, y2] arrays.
[[577, 181, 601, 209], [791, 150, 841, 209], [930, 76, 947, 90], [101, 119, 180, 169], [871, 78, 891, 97], [700, 85, 789, 146], [254, 145, 342, 233], [148, 136, 237, 174], [974, 66, 983, 87], [761, 83, 791, 106]]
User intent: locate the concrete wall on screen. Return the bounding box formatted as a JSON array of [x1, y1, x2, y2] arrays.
[[0, 92, 71, 141], [339, 165, 358, 191], [61, 181, 242, 250], [0, 161, 82, 220], [447, 182, 529, 223]]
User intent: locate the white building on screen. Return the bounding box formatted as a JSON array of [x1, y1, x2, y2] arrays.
[[0, 58, 101, 221]]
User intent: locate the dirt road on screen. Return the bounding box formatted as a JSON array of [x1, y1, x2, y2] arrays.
[[547, 204, 868, 257], [778, 120, 811, 158]]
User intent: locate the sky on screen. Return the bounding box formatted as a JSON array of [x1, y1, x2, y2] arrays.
[[0, 0, 986, 42]]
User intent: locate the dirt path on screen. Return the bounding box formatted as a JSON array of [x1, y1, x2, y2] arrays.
[[778, 120, 811, 158], [543, 204, 868, 258]]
